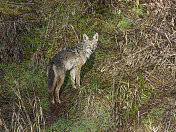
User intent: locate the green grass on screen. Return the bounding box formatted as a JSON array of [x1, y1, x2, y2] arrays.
[[47, 95, 110, 132], [142, 108, 165, 126], [0, 60, 49, 109], [1, 1, 175, 131]]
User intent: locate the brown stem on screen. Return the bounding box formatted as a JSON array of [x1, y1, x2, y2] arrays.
[[146, 27, 176, 45]]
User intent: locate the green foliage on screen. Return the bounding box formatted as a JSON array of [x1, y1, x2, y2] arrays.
[[0, 61, 49, 109], [132, 8, 144, 15], [0, 1, 33, 18], [118, 17, 134, 29], [115, 73, 152, 122], [142, 108, 166, 127], [47, 119, 71, 132], [47, 102, 110, 132], [1, 0, 175, 131], [47, 118, 96, 132], [70, 119, 97, 132]]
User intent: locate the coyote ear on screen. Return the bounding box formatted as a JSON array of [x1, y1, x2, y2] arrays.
[[83, 34, 89, 42], [93, 33, 98, 41]]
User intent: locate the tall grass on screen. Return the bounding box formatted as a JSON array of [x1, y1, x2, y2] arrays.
[[0, 0, 176, 131], [1, 82, 45, 132]]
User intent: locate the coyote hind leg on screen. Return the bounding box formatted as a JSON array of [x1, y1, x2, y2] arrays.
[[49, 93, 55, 104], [48, 77, 56, 104], [55, 74, 65, 104]]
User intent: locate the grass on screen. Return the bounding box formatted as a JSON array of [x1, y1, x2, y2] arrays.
[[0, 61, 49, 110], [1, 0, 176, 131], [142, 108, 165, 127]]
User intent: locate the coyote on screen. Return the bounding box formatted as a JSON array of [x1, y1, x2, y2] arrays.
[[47, 33, 99, 104]]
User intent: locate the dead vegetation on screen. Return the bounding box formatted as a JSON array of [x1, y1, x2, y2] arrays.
[[0, 0, 176, 132]]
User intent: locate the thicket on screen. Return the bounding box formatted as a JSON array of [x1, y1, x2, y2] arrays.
[[0, 0, 176, 132]]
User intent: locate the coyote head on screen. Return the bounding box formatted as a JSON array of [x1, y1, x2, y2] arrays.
[[82, 33, 99, 54]]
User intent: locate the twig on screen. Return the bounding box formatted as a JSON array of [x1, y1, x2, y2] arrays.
[[70, 24, 80, 43], [146, 27, 176, 45]]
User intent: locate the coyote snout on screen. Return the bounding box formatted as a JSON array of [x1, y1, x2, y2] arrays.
[[47, 33, 99, 104]]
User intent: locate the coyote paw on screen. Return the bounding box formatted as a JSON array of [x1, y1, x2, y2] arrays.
[[72, 85, 77, 89], [51, 98, 55, 104], [55, 98, 61, 104]]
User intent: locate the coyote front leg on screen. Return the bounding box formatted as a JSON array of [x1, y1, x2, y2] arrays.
[[75, 67, 81, 87], [70, 68, 76, 89]]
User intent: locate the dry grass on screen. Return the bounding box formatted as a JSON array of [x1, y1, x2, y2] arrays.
[[0, 0, 176, 132], [83, 0, 176, 131], [1, 80, 45, 132]]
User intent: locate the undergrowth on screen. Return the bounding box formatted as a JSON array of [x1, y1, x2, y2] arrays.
[[0, 0, 176, 132]]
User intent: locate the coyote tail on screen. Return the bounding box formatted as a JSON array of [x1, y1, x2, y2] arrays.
[[47, 65, 56, 93]]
